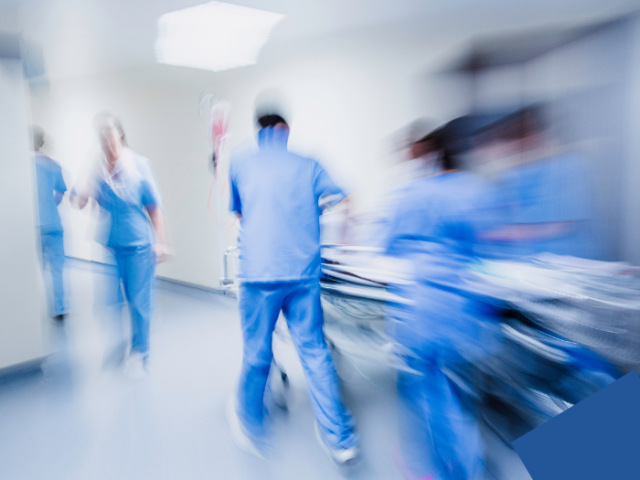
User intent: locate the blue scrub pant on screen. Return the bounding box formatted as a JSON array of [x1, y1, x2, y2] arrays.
[[109, 245, 156, 357], [40, 229, 66, 316], [398, 354, 484, 480], [237, 279, 358, 449]]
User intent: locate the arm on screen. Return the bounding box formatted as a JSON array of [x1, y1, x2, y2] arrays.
[[139, 161, 167, 262], [54, 165, 67, 206], [313, 162, 346, 211], [69, 189, 89, 209], [146, 204, 168, 263], [336, 195, 351, 244], [313, 162, 351, 243], [228, 161, 242, 220], [70, 161, 96, 210]]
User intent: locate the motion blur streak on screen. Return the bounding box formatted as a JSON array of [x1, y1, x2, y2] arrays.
[[2, 3, 640, 480]]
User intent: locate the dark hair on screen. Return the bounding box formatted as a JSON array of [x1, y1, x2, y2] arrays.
[[429, 117, 476, 171], [516, 104, 547, 138], [439, 130, 460, 171], [413, 128, 439, 154], [32, 125, 45, 150], [257, 114, 287, 129], [415, 127, 460, 171], [479, 104, 547, 144]]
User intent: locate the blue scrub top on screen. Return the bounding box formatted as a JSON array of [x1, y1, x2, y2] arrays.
[[383, 171, 494, 284], [383, 172, 499, 361], [34, 154, 67, 232], [94, 150, 161, 249], [497, 154, 591, 257], [229, 127, 346, 283]]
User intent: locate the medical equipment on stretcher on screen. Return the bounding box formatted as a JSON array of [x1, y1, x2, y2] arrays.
[[219, 245, 413, 371], [219, 245, 634, 443], [441, 253, 634, 443], [466, 253, 640, 372]]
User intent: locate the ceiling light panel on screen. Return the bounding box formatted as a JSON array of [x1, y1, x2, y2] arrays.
[[156, 1, 284, 72]]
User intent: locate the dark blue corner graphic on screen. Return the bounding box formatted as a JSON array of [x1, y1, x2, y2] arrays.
[[514, 371, 640, 479]]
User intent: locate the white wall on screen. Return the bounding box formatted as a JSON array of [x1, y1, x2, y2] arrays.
[[30, 69, 228, 288], [29, 33, 437, 288], [622, 15, 640, 265], [525, 21, 629, 261], [34, 15, 636, 290], [0, 56, 46, 369]]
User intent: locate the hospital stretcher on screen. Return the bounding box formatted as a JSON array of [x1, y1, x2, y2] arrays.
[[220, 245, 638, 439], [220, 245, 640, 372], [436, 254, 637, 441], [218, 245, 411, 375], [466, 253, 640, 372]]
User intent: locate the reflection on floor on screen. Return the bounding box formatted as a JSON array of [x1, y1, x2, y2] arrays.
[[0, 262, 532, 480]]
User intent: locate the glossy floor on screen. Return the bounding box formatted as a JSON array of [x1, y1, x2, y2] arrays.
[[0, 261, 531, 480]]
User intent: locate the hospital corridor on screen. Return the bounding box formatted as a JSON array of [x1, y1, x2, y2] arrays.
[[0, 260, 530, 480], [2, 1, 640, 480]]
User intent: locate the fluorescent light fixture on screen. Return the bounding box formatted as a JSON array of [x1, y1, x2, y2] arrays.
[[156, 1, 284, 72]]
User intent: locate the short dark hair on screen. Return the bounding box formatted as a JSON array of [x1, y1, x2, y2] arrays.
[[424, 118, 471, 172], [415, 127, 442, 150], [415, 126, 461, 171], [515, 104, 547, 138], [257, 114, 287, 129], [439, 126, 459, 172], [479, 104, 548, 144]]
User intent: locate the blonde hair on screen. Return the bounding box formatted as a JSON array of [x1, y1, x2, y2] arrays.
[[93, 112, 127, 146]]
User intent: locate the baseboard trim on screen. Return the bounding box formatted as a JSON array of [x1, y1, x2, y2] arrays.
[[0, 357, 44, 386], [0, 259, 235, 383], [65, 256, 233, 297], [156, 275, 232, 297]]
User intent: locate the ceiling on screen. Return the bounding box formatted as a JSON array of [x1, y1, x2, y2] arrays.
[[1, 0, 639, 80]]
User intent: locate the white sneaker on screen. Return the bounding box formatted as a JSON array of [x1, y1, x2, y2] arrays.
[[314, 421, 361, 467], [123, 352, 148, 380], [226, 395, 266, 460]]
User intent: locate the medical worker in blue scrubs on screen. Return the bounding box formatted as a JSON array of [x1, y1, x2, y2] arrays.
[[226, 111, 360, 465], [384, 123, 498, 480], [478, 106, 592, 258], [364, 119, 440, 248], [71, 113, 167, 378], [32, 126, 68, 321]]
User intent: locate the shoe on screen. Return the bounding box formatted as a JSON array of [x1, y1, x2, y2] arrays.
[[226, 395, 266, 460], [269, 367, 290, 411], [53, 314, 66, 322], [314, 421, 360, 467], [123, 352, 148, 380]]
